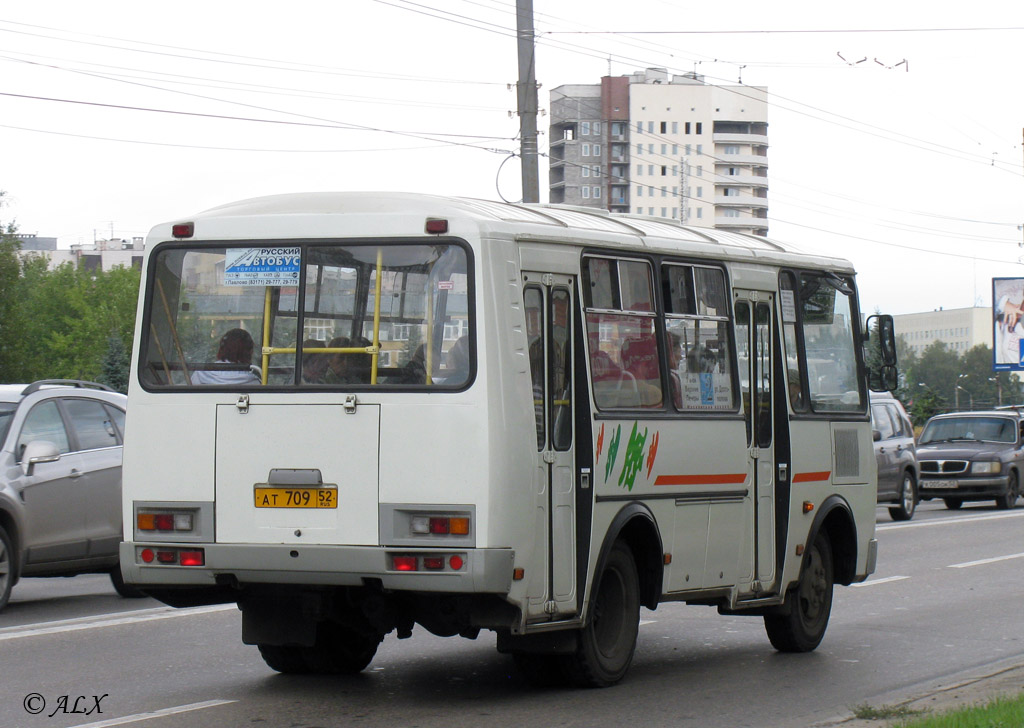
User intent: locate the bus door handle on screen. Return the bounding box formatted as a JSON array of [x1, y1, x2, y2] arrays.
[[580, 468, 591, 490], [778, 463, 789, 482]]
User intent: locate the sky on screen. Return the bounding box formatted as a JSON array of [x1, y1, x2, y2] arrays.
[[2, 0, 1023, 316]]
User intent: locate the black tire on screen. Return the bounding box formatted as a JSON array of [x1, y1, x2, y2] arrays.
[[0, 525, 12, 612], [888, 471, 918, 521], [110, 563, 146, 599], [765, 530, 833, 653], [944, 498, 963, 510], [996, 472, 1019, 511], [259, 619, 383, 675], [564, 541, 640, 687]]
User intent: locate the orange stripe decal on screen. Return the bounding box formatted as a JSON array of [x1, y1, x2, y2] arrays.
[[654, 473, 748, 486], [792, 471, 831, 483]]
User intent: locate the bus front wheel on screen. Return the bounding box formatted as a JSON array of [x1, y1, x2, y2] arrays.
[[565, 541, 640, 687], [764, 531, 833, 653]]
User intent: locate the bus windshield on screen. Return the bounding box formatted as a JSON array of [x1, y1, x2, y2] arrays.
[[139, 242, 471, 389]]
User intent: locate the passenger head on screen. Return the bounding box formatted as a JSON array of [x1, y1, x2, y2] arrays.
[[301, 339, 328, 382], [217, 328, 255, 364]]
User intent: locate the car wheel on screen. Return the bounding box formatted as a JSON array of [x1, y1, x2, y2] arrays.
[[563, 541, 640, 687], [765, 530, 833, 653], [888, 471, 918, 521], [996, 471, 1019, 510], [0, 525, 12, 612], [110, 563, 146, 599], [943, 498, 963, 510]]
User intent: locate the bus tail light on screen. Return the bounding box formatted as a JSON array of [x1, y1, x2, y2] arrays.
[[393, 556, 418, 571], [408, 514, 471, 537], [390, 553, 466, 572], [138, 510, 194, 532], [137, 547, 205, 566]]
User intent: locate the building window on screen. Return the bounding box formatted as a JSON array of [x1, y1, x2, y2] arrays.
[[648, 165, 654, 175], [695, 122, 702, 134], [637, 186, 643, 197], [648, 144, 654, 154], [672, 186, 678, 195], [582, 143, 590, 156], [696, 187, 703, 198], [593, 165, 601, 177], [672, 144, 678, 154], [661, 165, 667, 176], [593, 186, 602, 199], [594, 121, 601, 134], [696, 144, 703, 155], [724, 188, 739, 197], [661, 144, 667, 154], [696, 208, 703, 219], [672, 122, 678, 134], [661, 207, 667, 217], [724, 209, 740, 218], [582, 186, 590, 199], [636, 121, 643, 134], [696, 166, 702, 176], [685, 122, 691, 134], [672, 165, 678, 176], [582, 121, 591, 135], [649, 207, 654, 215], [582, 166, 590, 177], [660, 121, 667, 133], [725, 145, 740, 155], [637, 165, 643, 175], [648, 121, 654, 133], [685, 144, 691, 155], [593, 144, 601, 156], [637, 143, 643, 155], [661, 186, 667, 197]]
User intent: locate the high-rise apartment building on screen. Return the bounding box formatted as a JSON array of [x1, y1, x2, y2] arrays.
[[549, 68, 769, 236]]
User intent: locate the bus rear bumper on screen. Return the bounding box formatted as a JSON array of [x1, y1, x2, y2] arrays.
[[119, 542, 515, 595]]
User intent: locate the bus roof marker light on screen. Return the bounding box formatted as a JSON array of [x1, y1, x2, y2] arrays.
[[171, 222, 194, 238], [425, 218, 448, 234]]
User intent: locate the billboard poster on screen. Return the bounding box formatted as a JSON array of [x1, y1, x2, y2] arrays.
[[993, 277, 1024, 371]]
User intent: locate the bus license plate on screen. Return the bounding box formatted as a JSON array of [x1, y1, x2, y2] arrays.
[[927, 479, 958, 489], [254, 487, 338, 508]]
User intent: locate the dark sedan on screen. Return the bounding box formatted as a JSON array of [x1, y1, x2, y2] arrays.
[[916, 411, 1024, 510]]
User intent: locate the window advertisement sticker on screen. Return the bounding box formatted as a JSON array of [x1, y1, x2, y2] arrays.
[[224, 247, 301, 286]]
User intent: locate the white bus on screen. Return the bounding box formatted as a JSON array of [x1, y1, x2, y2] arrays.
[[121, 192, 895, 686]]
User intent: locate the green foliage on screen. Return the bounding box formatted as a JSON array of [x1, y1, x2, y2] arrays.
[[895, 334, 1023, 425], [894, 692, 1024, 727], [0, 192, 141, 385]]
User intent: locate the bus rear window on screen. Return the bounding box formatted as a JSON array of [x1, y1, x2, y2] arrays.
[[139, 242, 471, 389]]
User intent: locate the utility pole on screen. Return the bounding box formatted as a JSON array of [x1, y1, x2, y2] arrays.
[[515, 0, 540, 203]]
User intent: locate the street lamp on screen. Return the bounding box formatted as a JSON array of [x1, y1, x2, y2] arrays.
[[989, 376, 1003, 407], [956, 374, 969, 410]]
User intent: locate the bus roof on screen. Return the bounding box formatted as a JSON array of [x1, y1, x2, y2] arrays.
[[162, 191, 855, 274]]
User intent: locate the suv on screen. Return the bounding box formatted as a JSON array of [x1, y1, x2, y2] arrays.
[[870, 391, 919, 520], [0, 380, 135, 611], [916, 410, 1024, 510]]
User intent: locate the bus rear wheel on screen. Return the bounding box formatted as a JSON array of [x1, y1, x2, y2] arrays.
[[765, 531, 833, 653], [564, 541, 640, 687], [258, 619, 383, 675]]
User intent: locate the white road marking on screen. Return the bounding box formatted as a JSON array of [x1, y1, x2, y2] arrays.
[[0, 604, 236, 642], [876, 511, 1024, 531], [60, 699, 236, 728], [850, 575, 910, 588], [949, 552, 1024, 569]]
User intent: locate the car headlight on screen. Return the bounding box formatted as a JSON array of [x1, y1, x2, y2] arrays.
[[971, 461, 1002, 474]]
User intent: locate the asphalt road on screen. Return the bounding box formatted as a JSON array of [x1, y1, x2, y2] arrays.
[[1, 500, 1022, 728]]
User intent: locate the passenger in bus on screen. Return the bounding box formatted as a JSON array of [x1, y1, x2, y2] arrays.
[[191, 328, 261, 385], [323, 336, 352, 384], [788, 369, 804, 410], [440, 335, 470, 385], [324, 336, 373, 385], [300, 339, 329, 383], [400, 344, 427, 384], [667, 331, 684, 409], [348, 337, 373, 383]]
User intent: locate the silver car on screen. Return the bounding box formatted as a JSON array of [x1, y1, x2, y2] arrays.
[[870, 391, 919, 521], [0, 380, 136, 611]]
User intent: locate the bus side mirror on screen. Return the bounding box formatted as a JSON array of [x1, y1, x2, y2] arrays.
[[867, 314, 897, 367]]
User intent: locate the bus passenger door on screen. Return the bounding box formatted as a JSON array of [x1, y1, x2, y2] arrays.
[[523, 274, 577, 619], [734, 293, 778, 591]]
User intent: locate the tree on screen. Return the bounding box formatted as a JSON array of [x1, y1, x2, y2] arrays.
[[0, 191, 22, 381], [98, 334, 130, 393]]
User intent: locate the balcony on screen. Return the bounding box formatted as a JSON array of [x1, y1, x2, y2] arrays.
[[713, 133, 769, 146], [715, 195, 768, 209]]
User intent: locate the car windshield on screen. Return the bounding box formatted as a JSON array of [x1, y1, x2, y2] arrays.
[[919, 416, 1017, 444], [0, 403, 15, 445]]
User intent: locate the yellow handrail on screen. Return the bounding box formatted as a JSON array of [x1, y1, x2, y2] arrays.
[[370, 248, 383, 385], [261, 287, 272, 385]]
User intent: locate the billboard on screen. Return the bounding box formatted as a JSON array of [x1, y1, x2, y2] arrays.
[[993, 278, 1024, 371]]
